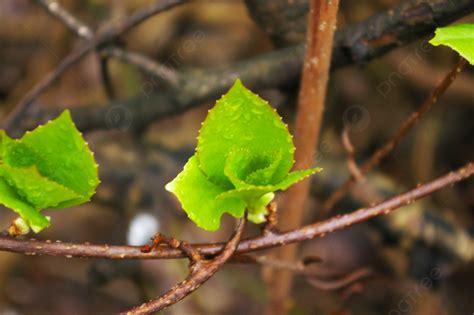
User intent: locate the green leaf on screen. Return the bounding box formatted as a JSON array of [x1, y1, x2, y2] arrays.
[[0, 178, 50, 233], [276, 168, 322, 191], [2, 164, 81, 209], [197, 79, 294, 188], [15, 110, 99, 206], [0, 110, 100, 234], [166, 79, 322, 231], [0, 130, 6, 163], [218, 167, 321, 217], [430, 24, 474, 64], [165, 155, 246, 231]]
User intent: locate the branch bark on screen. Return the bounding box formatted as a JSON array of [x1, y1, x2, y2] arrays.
[[1, 162, 472, 260], [121, 216, 246, 314], [267, 0, 340, 314]]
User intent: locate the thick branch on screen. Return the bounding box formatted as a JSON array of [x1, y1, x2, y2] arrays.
[[268, 0, 340, 313], [0, 163, 472, 260]]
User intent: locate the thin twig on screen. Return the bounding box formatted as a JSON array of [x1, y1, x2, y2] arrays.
[[1, 163, 471, 260], [38, 0, 180, 86], [268, 1, 340, 313], [34, 0, 117, 99], [99, 56, 116, 100], [38, 0, 94, 39], [322, 57, 468, 213], [341, 128, 364, 181], [306, 267, 373, 291], [3, 0, 187, 130], [121, 216, 247, 314], [246, 255, 371, 291], [102, 47, 179, 86]]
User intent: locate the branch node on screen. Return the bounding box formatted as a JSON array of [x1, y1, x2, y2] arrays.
[[263, 202, 279, 235], [140, 233, 202, 268]]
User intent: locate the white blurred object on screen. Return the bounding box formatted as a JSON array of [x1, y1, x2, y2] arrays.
[[127, 212, 160, 246]]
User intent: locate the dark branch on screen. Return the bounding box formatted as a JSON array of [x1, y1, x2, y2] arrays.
[[11, 0, 474, 133], [332, 0, 474, 67]]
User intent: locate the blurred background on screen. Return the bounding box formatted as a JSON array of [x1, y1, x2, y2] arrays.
[[0, 0, 473, 314]]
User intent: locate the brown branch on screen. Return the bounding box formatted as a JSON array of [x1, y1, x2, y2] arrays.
[[47, 155, 471, 263], [341, 128, 364, 182], [0, 162, 471, 261], [262, 202, 279, 234], [2, 0, 187, 130], [322, 57, 468, 213], [121, 216, 247, 314], [268, 1, 340, 314], [244, 255, 372, 291]]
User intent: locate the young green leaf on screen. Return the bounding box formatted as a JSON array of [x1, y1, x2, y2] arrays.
[[165, 155, 246, 231], [0, 178, 50, 233], [430, 24, 474, 64], [196, 80, 295, 188], [0, 110, 99, 233], [166, 79, 321, 231]]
